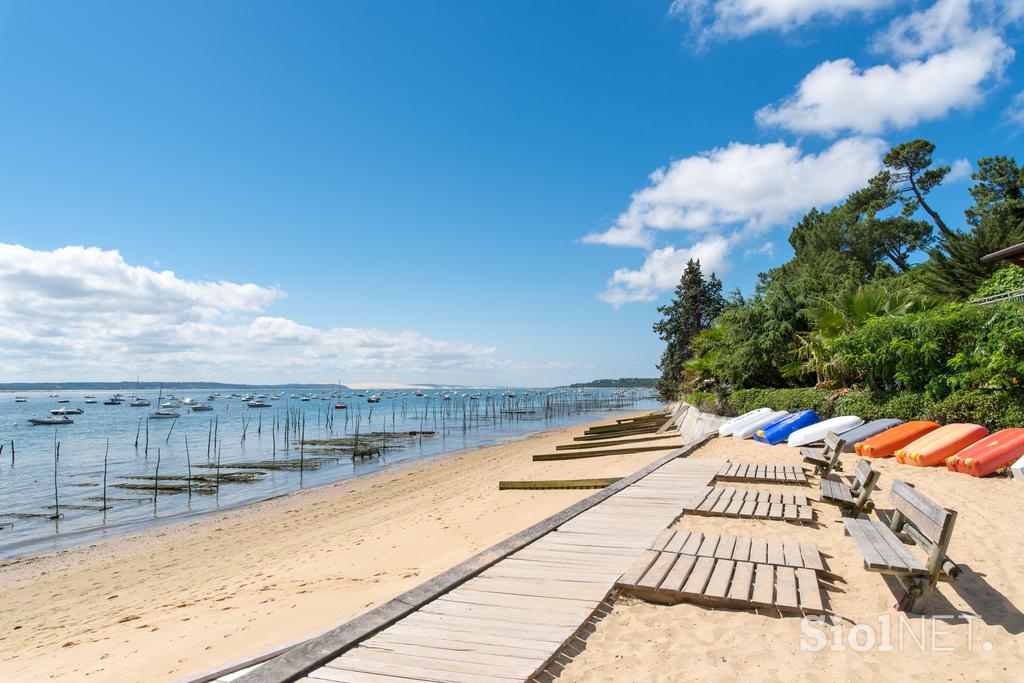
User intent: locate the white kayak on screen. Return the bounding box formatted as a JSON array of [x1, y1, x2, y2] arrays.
[[787, 415, 864, 447], [733, 411, 788, 440], [719, 407, 772, 437]]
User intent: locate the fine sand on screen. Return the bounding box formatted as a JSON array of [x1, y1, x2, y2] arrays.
[[553, 436, 1024, 682], [0, 411, 682, 682]]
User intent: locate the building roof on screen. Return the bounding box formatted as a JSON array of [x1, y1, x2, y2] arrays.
[[981, 241, 1024, 263]]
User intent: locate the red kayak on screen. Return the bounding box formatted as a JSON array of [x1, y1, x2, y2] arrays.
[[946, 428, 1024, 477], [856, 421, 940, 458]]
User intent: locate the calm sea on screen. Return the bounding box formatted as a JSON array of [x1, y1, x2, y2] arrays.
[[0, 386, 659, 559]]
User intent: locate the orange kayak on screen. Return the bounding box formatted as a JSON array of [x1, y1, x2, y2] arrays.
[[856, 421, 940, 459], [899, 423, 989, 467], [946, 428, 1024, 477]]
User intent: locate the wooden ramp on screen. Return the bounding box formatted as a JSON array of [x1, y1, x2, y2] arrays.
[[716, 462, 808, 484], [686, 486, 814, 522], [616, 529, 828, 615], [299, 458, 726, 683]]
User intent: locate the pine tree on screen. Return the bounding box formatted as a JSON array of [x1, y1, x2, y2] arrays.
[[653, 259, 725, 400]]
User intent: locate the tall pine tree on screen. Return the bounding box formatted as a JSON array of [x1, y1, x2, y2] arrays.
[[653, 259, 724, 400]]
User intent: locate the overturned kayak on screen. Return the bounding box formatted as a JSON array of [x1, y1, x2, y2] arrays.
[[719, 407, 772, 437], [946, 428, 1024, 477], [733, 410, 789, 440], [787, 415, 863, 447], [755, 410, 818, 445], [856, 421, 940, 458], [898, 423, 989, 467], [837, 418, 904, 453]]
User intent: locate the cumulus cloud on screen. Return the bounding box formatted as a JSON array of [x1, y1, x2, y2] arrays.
[[599, 236, 732, 307], [669, 0, 889, 46], [1005, 89, 1024, 128], [871, 0, 977, 59], [584, 137, 886, 249], [0, 244, 506, 382], [756, 31, 1013, 136], [947, 158, 974, 181]]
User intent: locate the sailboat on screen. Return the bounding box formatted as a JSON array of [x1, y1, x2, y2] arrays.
[[149, 384, 180, 419], [334, 379, 347, 410], [130, 378, 150, 406]]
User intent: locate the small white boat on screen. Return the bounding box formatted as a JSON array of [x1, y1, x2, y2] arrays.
[[50, 407, 84, 415], [191, 402, 213, 412], [787, 416, 864, 447], [14, 396, 28, 402], [29, 416, 73, 425], [248, 400, 271, 408], [719, 408, 772, 437], [84, 398, 97, 404], [367, 395, 381, 403], [130, 398, 150, 407], [732, 411, 788, 440], [149, 410, 180, 419]]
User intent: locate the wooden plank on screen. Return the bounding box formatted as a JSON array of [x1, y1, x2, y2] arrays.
[[798, 506, 813, 523], [769, 503, 783, 520], [843, 519, 888, 570], [637, 552, 678, 589], [650, 529, 675, 552], [618, 550, 659, 586], [750, 564, 774, 607], [725, 498, 744, 516], [381, 622, 557, 654], [697, 533, 720, 557], [754, 501, 770, 518], [727, 561, 754, 602], [890, 480, 950, 542], [799, 543, 824, 572], [680, 531, 703, 555], [711, 498, 730, 515], [795, 568, 823, 613], [783, 504, 797, 521], [732, 536, 751, 562], [750, 538, 767, 564], [680, 556, 715, 596], [663, 530, 689, 554], [467, 576, 610, 602], [422, 601, 583, 628], [774, 566, 799, 611], [783, 540, 803, 568], [714, 536, 736, 559], [660, 553, 696, 592], [766, 539, 784, 566], [308, 666, 442, 683], [703, 559, 735, 599], [359, 640, 540, 674], [325, 650, 522, 683], [739, 500, 756, 517]]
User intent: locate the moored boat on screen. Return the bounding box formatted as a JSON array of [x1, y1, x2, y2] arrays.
[[29, 416, 73, 425], [50, 407, 84, 415]]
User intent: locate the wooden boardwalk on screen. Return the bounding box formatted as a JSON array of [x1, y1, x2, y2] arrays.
[[295, 458, 725, 683], [616, 528, 828, 614]]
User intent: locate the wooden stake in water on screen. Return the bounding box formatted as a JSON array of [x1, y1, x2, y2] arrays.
[[51, 439, 60, 520], [185, 434, 192, 502], [103, 438, 109, 519], [154, 447, 161, 508], [135, 418, 141, 448]]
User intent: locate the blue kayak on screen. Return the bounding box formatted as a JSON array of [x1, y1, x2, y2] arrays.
[[754, 410, 819, 445], [838, 418, 905, 453]]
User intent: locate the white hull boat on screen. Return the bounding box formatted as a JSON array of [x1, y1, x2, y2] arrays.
[[719, 408, 772, 437], [732, 411, 788, 440], [787, 416, 864, 447]]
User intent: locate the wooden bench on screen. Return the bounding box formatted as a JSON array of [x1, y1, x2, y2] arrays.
[[843, 480, 960, 613], [819, 458, 879, 517], [801, 432, 845, 477]]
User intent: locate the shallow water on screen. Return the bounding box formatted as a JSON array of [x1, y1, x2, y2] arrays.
[[0, 386, 658, 559]]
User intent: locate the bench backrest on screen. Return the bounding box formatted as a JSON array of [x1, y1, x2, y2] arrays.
[[824, 432, 844, 452], [889, 480, 957, 575], [852, 458, 873, 489], [889, 480, 955, 545]]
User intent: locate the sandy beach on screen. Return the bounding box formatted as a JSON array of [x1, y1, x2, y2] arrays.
[[0, 411, 681, 682], [554, 436, 1024, 682]]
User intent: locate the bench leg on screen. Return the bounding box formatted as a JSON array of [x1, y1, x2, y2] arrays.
[[898, 578, 936, 614]]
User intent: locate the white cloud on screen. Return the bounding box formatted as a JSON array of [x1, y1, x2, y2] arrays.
[[948, 158, 974, 181], [0, 244, 508, 382], [584, 137, 886, 249], [1005, 89, 1024, 128], [871, 0, 976, 59], [599, 236, 732, 307], [757, 32, 1013, 136], [669, 0, 890, 45]]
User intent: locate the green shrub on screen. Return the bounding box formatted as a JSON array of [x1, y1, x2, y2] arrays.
[[974, 264, 1024, 298]]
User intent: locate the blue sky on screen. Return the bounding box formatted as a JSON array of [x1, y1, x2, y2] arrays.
[[0, 1, 1021, 385]]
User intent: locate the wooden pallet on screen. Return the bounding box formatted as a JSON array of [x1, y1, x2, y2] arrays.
[[717, 462, 808, 484], [685, 486, 814, 522], [617, 532, 827, 614]]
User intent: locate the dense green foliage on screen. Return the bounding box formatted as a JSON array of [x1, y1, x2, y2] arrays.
[[659, 140, 1024, 426], [570, 378, 657, 388], [653, 259, 724, 399]]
